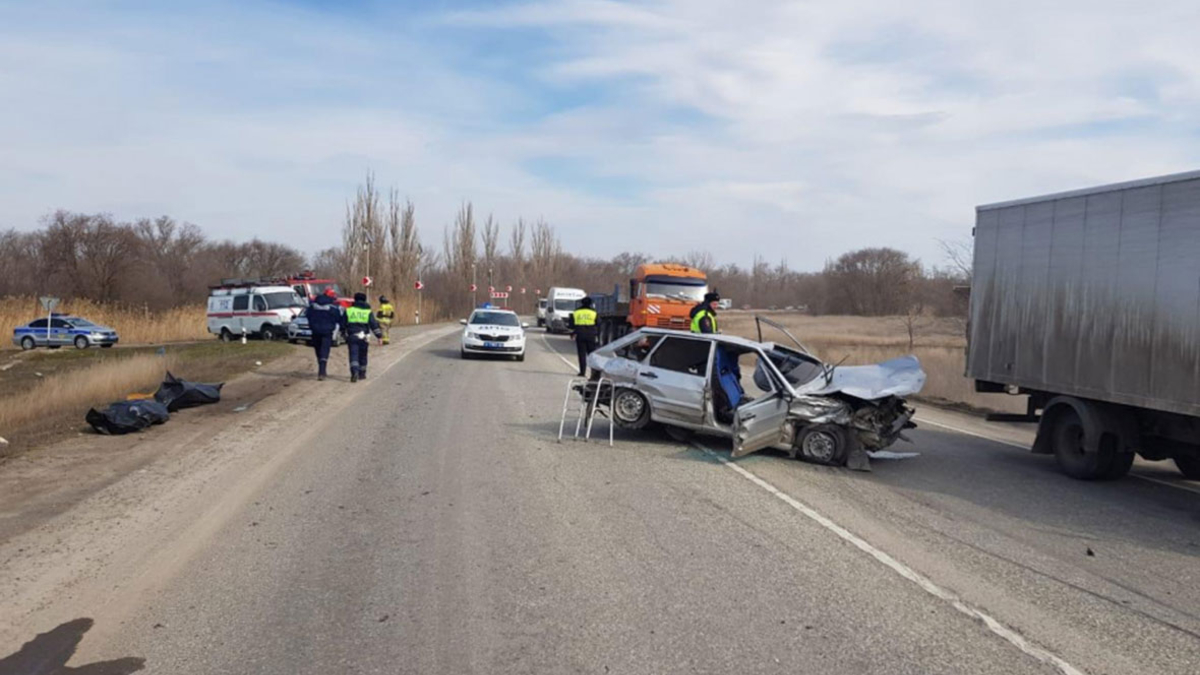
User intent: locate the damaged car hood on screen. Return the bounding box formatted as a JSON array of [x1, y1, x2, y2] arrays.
[[801, 355, 926, 400]]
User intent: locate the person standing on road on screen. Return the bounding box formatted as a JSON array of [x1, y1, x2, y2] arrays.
[[689, 291, 720, 334], [343, 292, 383, 383], [568, 297, 599, 377], [376, 295, 395, 345], [307, 289, 343, 381]]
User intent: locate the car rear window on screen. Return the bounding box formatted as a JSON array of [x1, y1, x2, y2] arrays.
[[649, 337, 711, 376]]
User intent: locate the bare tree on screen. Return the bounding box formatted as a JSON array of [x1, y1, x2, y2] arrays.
[[388, 193, 420, 299], [681, 250, 714, 271], [342, 172, 384, 289], [938, 238, 973, 284], [481, 214, 500, 268], [824, 247, 921, 315]]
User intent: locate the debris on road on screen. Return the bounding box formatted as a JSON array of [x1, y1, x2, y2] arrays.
[[86, 400, 171, 435]]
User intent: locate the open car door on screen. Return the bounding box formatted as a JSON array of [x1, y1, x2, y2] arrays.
[[731, 394, 791, 458], [755, 315, 813, 356]]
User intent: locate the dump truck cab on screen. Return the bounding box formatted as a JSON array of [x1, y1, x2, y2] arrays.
[[630, 263, 708, 331]]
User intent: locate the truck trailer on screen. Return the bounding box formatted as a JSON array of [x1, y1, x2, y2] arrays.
[[590, 263, 708, 344], [967, 170, 1200, 480]]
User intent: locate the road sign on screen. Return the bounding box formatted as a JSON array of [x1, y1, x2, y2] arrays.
[[39, 296, 59, 312], [362, 276, 373, 287], [520, 287, 526, 294], [469, 283, 478, 292], [491, 291, 509, 299], [414, 280, 424, 290], [505, 285, 513, 293], [488, 285, 495, 293]]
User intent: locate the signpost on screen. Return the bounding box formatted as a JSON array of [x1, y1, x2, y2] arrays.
[[362, 276, 373, 288], [414, 280, 424, 324], [39, 296, 59, 342]]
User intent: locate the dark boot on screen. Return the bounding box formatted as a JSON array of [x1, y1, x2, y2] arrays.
[[318, 373, 326, 381], [359, 370, 367, 381], [350, 371, 359, 383]]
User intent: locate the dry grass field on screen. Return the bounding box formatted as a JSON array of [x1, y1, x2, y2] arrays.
[[0, 341, 292, 456], [0, 296, 209, 348], [720, 311, 1026, 414]]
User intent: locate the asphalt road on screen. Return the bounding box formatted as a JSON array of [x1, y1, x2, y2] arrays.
[[6, 327, 1200, 674]]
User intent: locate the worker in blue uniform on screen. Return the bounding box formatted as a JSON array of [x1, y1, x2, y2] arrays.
[[343, 292, 383, 383], [306, 289, 343, 381]]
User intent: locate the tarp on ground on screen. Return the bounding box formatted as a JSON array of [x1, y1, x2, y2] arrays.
[[86, 400, 171, 435], [154, 371, 224, 412]]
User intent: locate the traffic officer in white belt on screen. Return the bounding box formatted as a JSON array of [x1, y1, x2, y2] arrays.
[[568, 297, 599, 377], [342, 292, 383, 383]]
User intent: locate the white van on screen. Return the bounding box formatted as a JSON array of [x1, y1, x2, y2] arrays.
[[545, 287, 586, 333], [207, 284, 305, 341]]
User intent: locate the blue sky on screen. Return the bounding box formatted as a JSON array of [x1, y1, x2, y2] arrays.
[[2, 0, 1199, 270]]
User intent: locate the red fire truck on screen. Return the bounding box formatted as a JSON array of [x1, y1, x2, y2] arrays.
[[285, 271, 352, 308]]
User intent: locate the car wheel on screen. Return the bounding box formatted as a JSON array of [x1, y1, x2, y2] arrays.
[[1173, 454, 1200, 480], [220, 328, 234, 342], [795, 424, 850, 466], [74, 336, 89, 349], [515, 352, 525, 362], [612, 388, 651, 430], [461, 349, 471, 359], [261, 324, 277, 341], [20, 336, 35, 350]]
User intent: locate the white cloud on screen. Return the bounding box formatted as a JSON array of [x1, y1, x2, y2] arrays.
[[2, 0, 1199, 271]]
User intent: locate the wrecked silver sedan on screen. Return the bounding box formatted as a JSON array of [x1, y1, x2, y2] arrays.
[[585, 322, 926, 470]]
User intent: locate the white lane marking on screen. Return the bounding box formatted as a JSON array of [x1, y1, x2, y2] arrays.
[[691, 440, 1086, 675], [540, 330, 580, 372], [917, 417, 1200, 496]]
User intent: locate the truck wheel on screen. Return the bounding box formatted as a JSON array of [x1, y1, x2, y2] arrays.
[[1174, 455, 1200, 480], [260, 325, 277, 341], [220, 328, 234, 342], [1051, 408, 1126, 480], [20, 336, 35, 350], [795, 424, 850, 466], [74, 336, 89, 349], [612, 388, 650, 430]]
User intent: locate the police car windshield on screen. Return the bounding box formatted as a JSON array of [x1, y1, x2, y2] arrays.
[[553, 299, 578, 312], [470, 311, 519, 326], [264, 292, 305, 309]]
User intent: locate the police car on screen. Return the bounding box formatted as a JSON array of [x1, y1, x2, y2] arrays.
[[460, 308, 528, 361], [12, 314, 120, 350]]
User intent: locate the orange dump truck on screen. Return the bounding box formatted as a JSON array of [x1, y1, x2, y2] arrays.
[[590, 263, 709, 344]]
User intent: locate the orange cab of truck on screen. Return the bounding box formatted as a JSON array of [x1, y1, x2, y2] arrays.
[[629, 263, 708, 330]]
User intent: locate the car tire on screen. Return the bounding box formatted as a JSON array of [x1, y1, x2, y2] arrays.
[[611, 388, 651, 430], [261, 325, 277, 341], [516, 352, 525, 362], [20, 336, 35, 350], [1173, 454, 1200, 480], [461, 349, 472, 359], [74, 336, 89, 349], [220, 328, 234, 342], [795, 424, 850, 466]]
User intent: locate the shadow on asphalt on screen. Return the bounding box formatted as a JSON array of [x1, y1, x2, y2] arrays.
[[0, 618, 145, 674]]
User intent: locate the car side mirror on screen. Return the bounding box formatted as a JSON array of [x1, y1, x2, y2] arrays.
[[460, 319, 468, 325]]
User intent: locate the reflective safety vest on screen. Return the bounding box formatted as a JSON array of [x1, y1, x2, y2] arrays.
[[690, 309, 717, 334], [377, 303, 395, 323], [347, 306, 372, 324], [572, 308, 598, 326]]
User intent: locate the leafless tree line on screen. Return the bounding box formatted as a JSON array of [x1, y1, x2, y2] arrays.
[[0, 211, 306, 309], [0, 173, 971, 322]]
